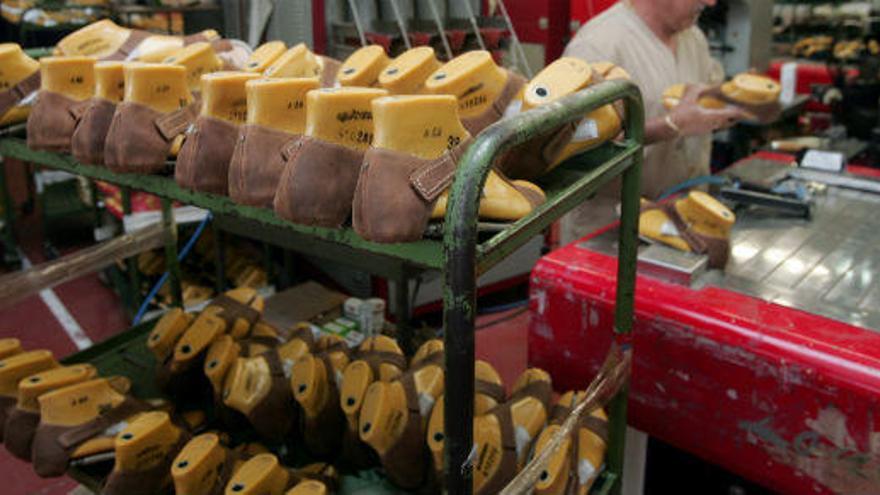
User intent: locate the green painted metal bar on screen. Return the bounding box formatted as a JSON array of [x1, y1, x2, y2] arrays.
[[0, 138, 444, 272], [121, 187, 142, 314], [442, 78, 644, 494], [160, 198, 183, 308], [607, 116, 644, 495], [214, 225, 227, 293]]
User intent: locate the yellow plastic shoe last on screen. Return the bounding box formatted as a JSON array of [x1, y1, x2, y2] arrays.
[[123, 62, 193, 114], [378, 46, 441, 94], [172, 433, 238, 495], [532, 392, 608, 495], [171, 287, 264, 372], [423, 50, 508, 120], [431, 172, 546, 221], [244, 41, 287, 73], [340, 335, 405, 424], [245, 77, 319, 134], [639, 190, 735, 253], [0, 338, 23, 360], [263, 43, 320, 79], [162, 42, 223, 93], [102, 411, 186, 495], [721, 73, 781, 106], [426, 360, 504, 475], [473, 368, 553, 495], [147, 307, 194, 363], [94, 61, 125, 102], [304, 87, 389, 151], [54, 19, 133, 59], [40, 56, 96, 101], [286, 480, 328, 495], [199, 71, 262, 124], [0, 43, 40, 125], [224, 453, 290, 495], [662, 83, 726, 110], [16, 364, 97, 413], [0, 350, 58, 403], [337, 45, 390, 88]]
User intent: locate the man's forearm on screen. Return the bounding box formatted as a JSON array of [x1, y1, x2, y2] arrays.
[[644, 116, 678, 145]]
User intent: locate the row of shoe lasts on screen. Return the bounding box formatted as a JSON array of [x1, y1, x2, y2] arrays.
[[147, 287, 610, 493], [3, 18, 630, 244]]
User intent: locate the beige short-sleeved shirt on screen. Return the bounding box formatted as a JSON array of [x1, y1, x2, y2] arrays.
[[559, 3, 720, 243]]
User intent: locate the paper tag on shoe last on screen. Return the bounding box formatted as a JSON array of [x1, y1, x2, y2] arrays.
[[572, 119, 599, 142]]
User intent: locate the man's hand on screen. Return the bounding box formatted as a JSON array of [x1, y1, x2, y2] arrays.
[[667, 84, 753, 136]]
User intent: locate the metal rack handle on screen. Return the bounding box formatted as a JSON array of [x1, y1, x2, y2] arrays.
[[441, 78, 645, 494]]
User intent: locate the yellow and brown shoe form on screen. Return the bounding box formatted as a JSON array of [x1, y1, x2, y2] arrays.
[[473, 368, 553, 495], [423, 50, 526, 136], [4, 364, 97, 461], [378, 46, 441, 95], [243, 41, 286, 73], [26, 56, 95, 152], [101, 411, 190, 495], [220, 328, 314, 441], [274, 86, 388, 227], [336, 45, 390, 88], [497, 58, 627, 180], [0, 349, 58, 442], [31, 377, 152, 477], [639, 190, 735, 269], [55, 19, 219, 62], [353, 94, 544, 243], [291, 335, 351, 458], [70, 61, 125, 165], [172, 433, 247, 495], [222, 453, 337, 495], [286, 479, 330, 495], [261, 43, 341, 88], [156, 288, 264, 397], [104, 62, 198, 174], [228, 77, 319, 207], [426, 360, 505, 482], [532, 392, 608, 495], [0, 338, 22, 360], [666, 74, 782, 124], [359, 339, 445, 489], [339, 335, 406, 468], [0, 43, 40, 126], [162, 41, 224, 95], [175, 71, 261, 195]]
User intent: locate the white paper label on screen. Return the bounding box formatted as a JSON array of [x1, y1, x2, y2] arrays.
[[503, 99, 523, 119], [418, 392, 436, 417], [514, 425, 533, 458], [780, 62, 797, 105], [660, 220, 680, 237], [578, 459, 598, 486], [572, 119, 600, 142], [802, 150, 845, 172]]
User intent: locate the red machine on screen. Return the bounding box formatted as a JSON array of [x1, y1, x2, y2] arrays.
[[529, 153, 880, 494], [570, 0, 618, 34]]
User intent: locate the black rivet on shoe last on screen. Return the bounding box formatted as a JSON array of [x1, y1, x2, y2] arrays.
[[386, 68, 398, 75], [433, 432, 444, 442], [232, 483, 245, 492], [29, 376, 40, 383], [181, 344, 191, 354], [343, 68, 356, 75], [346, 397, 355, 406], [536, 86, 548, 97], [540, 470, 549, 481], [298, 384, 307, 393], [362, 422, 372, 433], [121, 433, 133, 440], [177, 460, 188, 469], [434, 73, 446, 80], [208, 359, 218, 369]]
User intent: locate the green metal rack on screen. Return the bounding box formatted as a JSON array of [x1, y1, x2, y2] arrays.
[[0, 78, 643, 494]]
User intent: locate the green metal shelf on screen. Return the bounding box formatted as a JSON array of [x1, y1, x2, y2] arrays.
[[0, 77, 644, 494]]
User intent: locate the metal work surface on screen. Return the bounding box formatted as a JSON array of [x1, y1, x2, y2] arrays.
[[581, 157, 880, 331], [530, 153, 880, 495]]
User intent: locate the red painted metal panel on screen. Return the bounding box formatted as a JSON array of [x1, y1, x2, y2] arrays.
[[528, 157, 880, 494], [570, 0, 618, 33], [499, 0, 569, 62]]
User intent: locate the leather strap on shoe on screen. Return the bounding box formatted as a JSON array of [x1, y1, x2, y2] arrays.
[[103, 30, 152, 61], [0, 71, 40, 118], [409, 138, 473, 202], [68, 99, 92, 122], [643, 200, 730, 269], [207, 294, 262, 329], [155, 100, 201, 142], [381, 371, 429, 489], [56, 398, 152, 451], [478, 404, 519, 495]]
